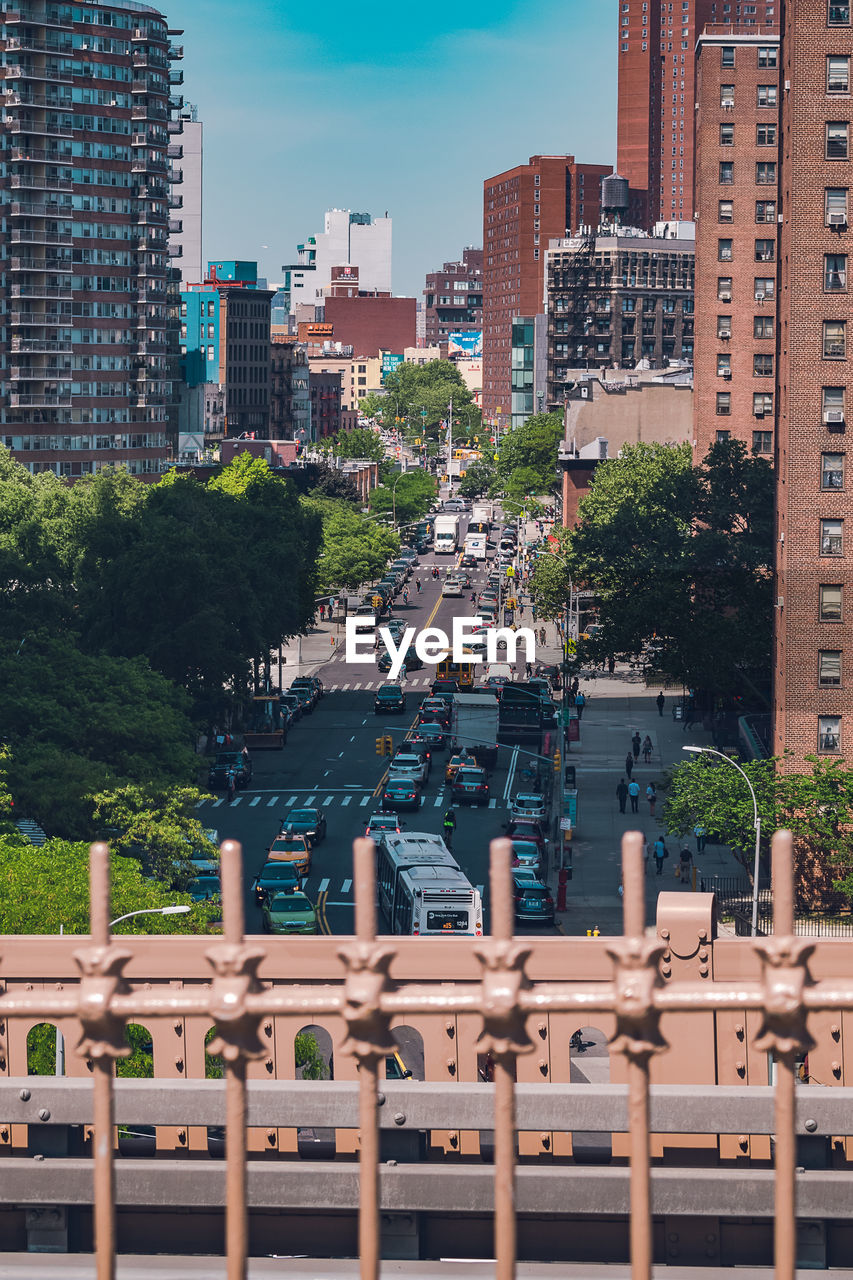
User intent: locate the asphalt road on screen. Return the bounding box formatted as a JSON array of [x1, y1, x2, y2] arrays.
[[197, 515, 559, 939]]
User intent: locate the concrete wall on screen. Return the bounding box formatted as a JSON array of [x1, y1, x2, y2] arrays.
[[565, 378, 692, 452]]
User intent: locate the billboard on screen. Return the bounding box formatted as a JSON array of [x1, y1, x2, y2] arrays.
[[381, 352, 404, 381], [448, 330, 483, 358]]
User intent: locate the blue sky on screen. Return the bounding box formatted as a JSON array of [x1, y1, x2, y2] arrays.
[[168, 0, 617, 296]]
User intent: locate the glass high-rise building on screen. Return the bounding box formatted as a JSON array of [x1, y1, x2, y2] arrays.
[[0, 0, 184, 479]]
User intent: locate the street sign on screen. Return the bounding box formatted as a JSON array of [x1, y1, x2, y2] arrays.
[[564, 638, 577, 656], [506, 566, 515, 578], [559, 817, 573, 832]]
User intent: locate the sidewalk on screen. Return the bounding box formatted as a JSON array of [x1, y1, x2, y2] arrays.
[[278, 617, 344, 680], [531, 621, 747, 936]]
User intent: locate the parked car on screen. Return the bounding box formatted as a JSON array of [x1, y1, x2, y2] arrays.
[[450, 766, 490, 805], [187, 874, 221, 903], [510, 840, 544, 875], [513, 878, 555, 925], [252, 860, 300, 905], [511, 793, 548, 823], [208, 750, 252, 790], [381, 777, 422, 811], [374, 684, 406, 714], [284, 807, 327, 847], [505, 819, 549, 857], [262, 890, 318, 935], [279, 693, 303, 723], [289, 685, 315, 714], [288, 680, 318, 710], [266, 831, 312, 878]]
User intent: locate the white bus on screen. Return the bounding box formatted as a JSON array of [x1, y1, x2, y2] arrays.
[[376, 833, 484, 937]]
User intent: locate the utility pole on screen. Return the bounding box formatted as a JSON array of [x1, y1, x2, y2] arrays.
[[447, 394, 453, 488]]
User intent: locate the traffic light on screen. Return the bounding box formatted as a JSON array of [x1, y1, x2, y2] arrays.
[[375, 735, 393, 756]]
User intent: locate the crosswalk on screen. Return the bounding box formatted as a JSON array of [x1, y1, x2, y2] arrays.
[[199, 791, 502, 813]]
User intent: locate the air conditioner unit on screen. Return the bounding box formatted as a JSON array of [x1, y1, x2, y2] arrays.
[[722, 100, 734, 110], [755, 291, 766, 301], [825, 409, 845, 424], [827, 212, 848, 227], [721, 370, 732, 380], [719, 290, 732, 302], [719, 328, 731, 339]]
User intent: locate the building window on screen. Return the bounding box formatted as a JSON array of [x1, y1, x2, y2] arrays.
[[716, 429, 731, 442], [822, 452, 845, 488], [754, 277, 775, 300], [716, 391, 732, 414], [717, 354, 732, 377], [719, 122, 734, 145], [719, 161, 734, 184], [717, 315, 732, 338], [721, 45, 735, 67], [718, 199, 734, 222], [758, 46, 778, 67], [819, 583, 843, 621], [823, 386, 846, 424], [824, 319, 847, 357], [828, 1, 851, 24], [720, 83, 735, 107], [718, 276, 733, 300], [754, 353, 774, 376], [819, 651, 843, 686], [755, 200, 777, 222], [754, 392, 774, 416], [753, 429, 773, 453], [821, 517, 844, 554], [757, 84, 778, 107], [718, 238, 734, 261], [827, 121, 850, 158], [755, 238, 775, 262], [827, 55, 851, 92], [826, 187, 849, 225], [180, 302, 187, 317], [757, 123, 777, 146], [754, 315, 775, 338], [825, 252, 848, 290], [818, 716, 842, 753], [756, 161, 777, 184]]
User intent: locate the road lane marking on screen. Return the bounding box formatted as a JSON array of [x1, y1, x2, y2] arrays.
[[433, 794, 443, 807], [285, 795, 297, 806], [229, 796, 242, 806], [341, 878, 352, 894], [305, 794, 317, 804], [322, 795, 334, 805], [249, 796, 261, 806], [488, 798, 496, 808], [212, 798, 224, 808], [266, 796, 278, 806], [341, 795, 351, 806], [318, 877, 330, 893], [349, 735, 355, 742], [195, 799, 205, 809], [338, 751, 344, 757], [360, 795, 371, 806]]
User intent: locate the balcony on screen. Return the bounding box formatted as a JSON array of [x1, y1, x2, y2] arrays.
[[7, 308, 70, 324], [3, 89, 73, 110], [8, 391, 71, 405], [168, 217, 183, 234], [9, 282, 71, 298], [167, 142, 183, 159], [8, 145, 72, 162], [8, 200, 72, 218], [13, 63, 73, 83], [168, 166, 183, 184], [8, 174, 73, 192], [7, 256, 72, 273], [9, 229, 72, 245], [169, 68, 184, 85], [9, 364, 71, 379], [168, 192, 183, 209], [5, 5, 75, 27], [167, 117, 183, 134], [10, 336, 72, 353]]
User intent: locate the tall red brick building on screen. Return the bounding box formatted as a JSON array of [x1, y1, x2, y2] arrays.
[[774, 0, 853, 767], [423, 249, 483, 349], [693, 28, 780, 462], [617, 0, 775, 225], [482, 155, 611, 424]]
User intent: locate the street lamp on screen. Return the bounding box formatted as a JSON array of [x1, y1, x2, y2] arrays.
[[390, 471, 405, 529], [682, 745, 762, 936], [109, 905, 191, 929]]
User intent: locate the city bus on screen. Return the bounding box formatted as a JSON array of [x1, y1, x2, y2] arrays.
[[376, 833, 483, 937]]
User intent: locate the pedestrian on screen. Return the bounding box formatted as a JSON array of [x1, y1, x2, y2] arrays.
[[646, 781, 657, 817], [403, 586, 409, 605], [653, 836, 668, 876], [694, 823, 707, 854], [570, 677, 580, 697], [616, 777, 628, 814], [631, 731, 641, 761], [531, 604, 537, 623], [539, 626, 546, 646], [608, 655, 616, 675], [656, 690, 665, 717], [575, 691, 586, 720], [678, 845, 693, 884], [319, 602, 326, 622], [415, 578, 422, 593], [628, 778, 640, 813], [624, 751, 634, 779], [642, 734, 653, 764], [525, 661, 533, 678]]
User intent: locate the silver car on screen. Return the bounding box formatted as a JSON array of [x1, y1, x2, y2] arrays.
[[388, 753, 430, 785], [511, 793, 547, 823]]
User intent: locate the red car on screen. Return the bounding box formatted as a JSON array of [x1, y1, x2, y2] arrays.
[[504, 819, 549, 857]]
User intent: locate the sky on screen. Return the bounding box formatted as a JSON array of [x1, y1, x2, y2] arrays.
[[167, 0, 618, 297]]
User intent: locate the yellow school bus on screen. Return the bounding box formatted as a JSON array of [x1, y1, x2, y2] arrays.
[[436, 658, 474, 688]]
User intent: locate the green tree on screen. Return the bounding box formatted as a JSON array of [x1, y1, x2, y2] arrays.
[[368, 471, 436, 527], [295, 1031, 328, 1080], [305, 499, 399, 591], [0, 830, 215, 934], [495, 413, 563, 494], [458, 461, 498, 499], [528, 551, 573, 621], [90, 783, 215, 885], [316, 428, 384, 462], [380, 360, 480, 439]]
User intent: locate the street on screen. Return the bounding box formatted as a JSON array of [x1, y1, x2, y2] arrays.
[[197, 513, 559, 938]]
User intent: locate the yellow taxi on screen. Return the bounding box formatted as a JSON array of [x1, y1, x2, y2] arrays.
[[445, 751, 478, 783], [266, 830, 312, 878]]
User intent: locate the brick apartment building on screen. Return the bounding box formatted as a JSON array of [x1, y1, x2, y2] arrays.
[[617, 0, 775, 226], [423, 248, 483, 348], [269, 336, 310, 440], [322, 266, 416, 358], [693, 28, 780, 462], [775, 0, 853, 767], [482, 155, 611, 424], [0, 0, 184, 479], [545, 226, 694, 410]]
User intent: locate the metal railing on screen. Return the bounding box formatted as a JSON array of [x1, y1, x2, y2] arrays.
[[1, 831, 852, 1279]]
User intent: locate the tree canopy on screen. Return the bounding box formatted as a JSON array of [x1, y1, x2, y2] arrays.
[[496, 413, 563, 498], [368, 470, 436, 527], [315, 427, 384, 462], [364, 361, 481, 440], [305, 498, 400, 592]]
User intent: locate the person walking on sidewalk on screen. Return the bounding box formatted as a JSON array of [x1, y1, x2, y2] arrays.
[[646, 781, 657, 818], [653, 836, 668, 876], [415, 577, 422, 593], [678, 845, 694, 884], [656, 690, 665, 717], [628, 778, 640, 813], [631, 731, 641, 761], [616, 777, 628, 814], [694, 823, 707, 854], [642, 734, 653, 764], [575, 691, 586, 720], [624, 751, 634, 780], [608, 655, 616, 675]]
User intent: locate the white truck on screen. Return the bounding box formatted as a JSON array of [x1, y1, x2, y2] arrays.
[[464, 532, 487, 561], [434, 513, 460, 554], [451, 692, 500, 767], [471, 501, 493, 526]]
